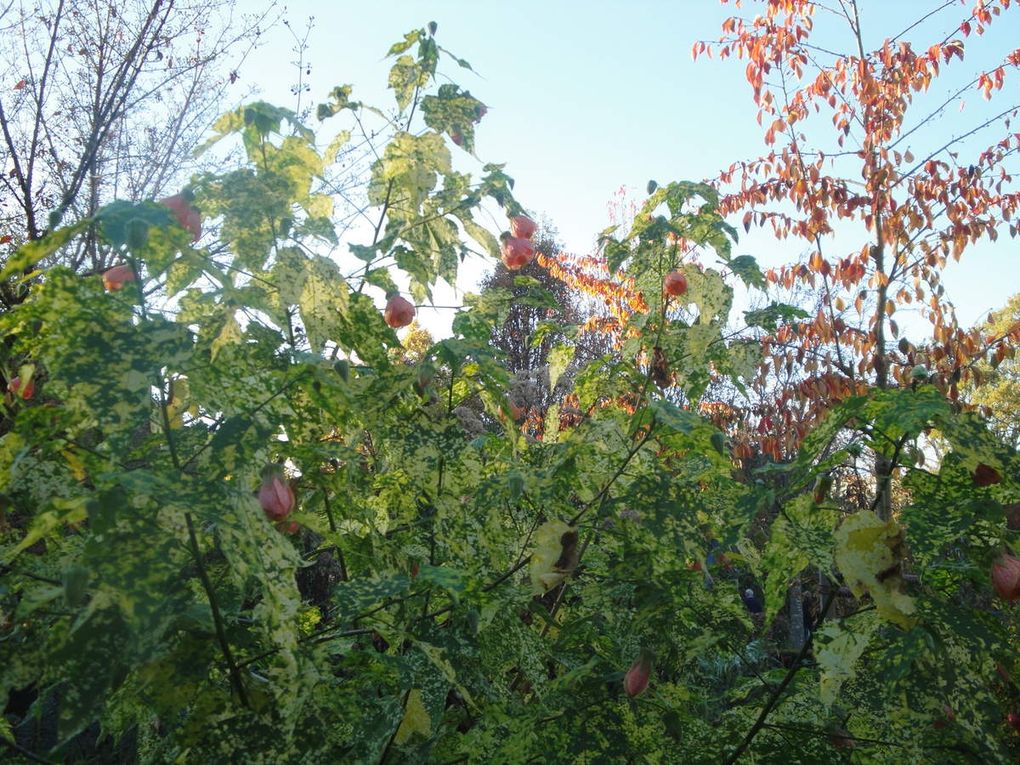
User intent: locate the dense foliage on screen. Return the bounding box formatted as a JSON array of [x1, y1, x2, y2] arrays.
[[2, 15, 1020, 765]]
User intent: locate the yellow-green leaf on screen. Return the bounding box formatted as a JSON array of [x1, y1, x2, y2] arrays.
[[394, 688, 430, 744], [530, 520, 578, 594], [834, 511, 916, 629], [211, 313, 243, 361]]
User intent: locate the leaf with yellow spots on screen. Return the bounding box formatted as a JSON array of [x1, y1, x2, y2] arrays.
[[834, 511, 916, 629]]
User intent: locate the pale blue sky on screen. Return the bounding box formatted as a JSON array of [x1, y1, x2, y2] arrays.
[[244, 1, 1020, 334]]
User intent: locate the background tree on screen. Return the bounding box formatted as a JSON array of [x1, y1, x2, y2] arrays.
[[966, 292, 1020, 446], [477, 222, 615, 427], [482, 222, 575, 378], [0, 0, 275, 291]]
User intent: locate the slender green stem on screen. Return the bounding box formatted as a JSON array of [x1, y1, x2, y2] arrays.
[[184, 513, 251, 707], [723, 588, 837, 764]]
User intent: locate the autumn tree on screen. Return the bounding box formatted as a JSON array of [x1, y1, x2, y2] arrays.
[[693, 0, 1020, 514]]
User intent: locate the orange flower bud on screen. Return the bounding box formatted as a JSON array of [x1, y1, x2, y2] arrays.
[[7, 376, 34, 400]]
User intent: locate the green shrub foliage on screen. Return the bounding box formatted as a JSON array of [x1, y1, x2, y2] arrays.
[[1, 25, 1019, 764]]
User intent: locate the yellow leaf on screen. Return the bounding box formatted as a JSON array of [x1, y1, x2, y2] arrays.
[[529, 520, 578, 594], [394, 688, 430, 745], [834, 511, 916, 629], [62, 450, 87, 482], [166, 377, 192, 429]]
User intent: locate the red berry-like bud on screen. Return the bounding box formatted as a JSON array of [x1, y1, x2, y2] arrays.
[[384, 295, 415, 329], [829, 729, 856, 749], [624, 651, 653, 697], [278, 520, 300, 535], [664, 270, 688, 297], [991, 553, 1020, 601], [102, 264, 136, 292], [973, 463, 1002, 487], [1007, 711, 1020, 731], [510, 215, 537, 240], [501, 237, 534, 270], [259, 474, 296, 521], [7, 376, 34, 400], [158, 192, 202, 242]]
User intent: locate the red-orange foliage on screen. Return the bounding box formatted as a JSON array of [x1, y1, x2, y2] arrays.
[[693, 0, 1020, 458]]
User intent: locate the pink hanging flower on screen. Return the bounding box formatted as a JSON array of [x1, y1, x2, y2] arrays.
[[501, 237, 534, 270], [102, 264, 136, 291], [384, 295, 415, 329], [259, 473, 295, 522], [510, 214, 537, 240], [624, 650, 653, 697], [991, 553, 1020, 602]]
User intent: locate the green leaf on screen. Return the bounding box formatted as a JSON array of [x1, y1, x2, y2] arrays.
[[4, 497, 88, 562], [299, 256, 350, 352], [324, 129, 352, 164], [387, 29, 421, 57], [816, 612, 879, 706], [761, 515, 809, 623], [211, 312, 243, 361], [686, 268, 732, 325], [548, 344, 575, 392], [744, 302, 810, 331], [368, 132, 451, 210], [332, 574, 412, 621], [316, 84, 357, 121], [784, 494, 838, 573], [650, 398, 701, 434], [728, 255, 766, 288], [389, 55, 427, 112], [0, 220, 87, 281]]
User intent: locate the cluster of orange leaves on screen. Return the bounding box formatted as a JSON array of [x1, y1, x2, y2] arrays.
[[537, 252, 647, 342]]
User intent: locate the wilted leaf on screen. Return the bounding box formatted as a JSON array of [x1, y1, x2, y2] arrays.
[[834, 511, 916, 629]]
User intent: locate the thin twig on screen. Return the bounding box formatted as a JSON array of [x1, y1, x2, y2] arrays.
[[722, 587, 837, 764]]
